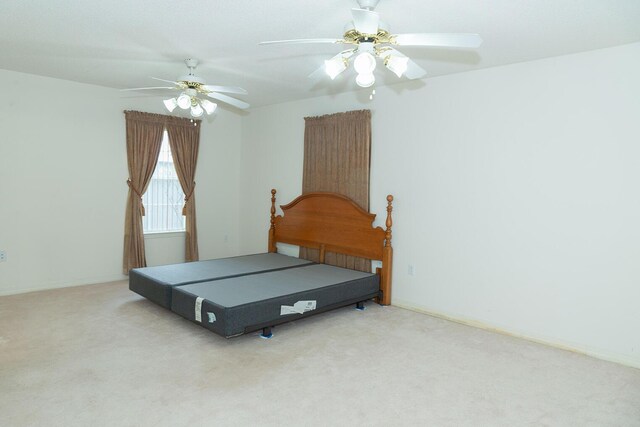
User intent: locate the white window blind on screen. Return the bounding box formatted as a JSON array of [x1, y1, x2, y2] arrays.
[[142, 131, 185, 233]]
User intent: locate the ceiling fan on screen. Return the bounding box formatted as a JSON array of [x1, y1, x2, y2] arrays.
[[122, 59, 250, 117], [260, 0, 482, 88]]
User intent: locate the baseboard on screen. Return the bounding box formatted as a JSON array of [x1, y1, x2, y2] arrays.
[[0, 274, 128, 297], [393, 299, 640, 370]]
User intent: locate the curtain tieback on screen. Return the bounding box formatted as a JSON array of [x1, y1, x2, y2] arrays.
[[127, 178, 146, 216], [182, 182, 196, 215]]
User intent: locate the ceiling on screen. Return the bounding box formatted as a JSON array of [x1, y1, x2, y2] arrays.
[[1, 0, 639, 109]]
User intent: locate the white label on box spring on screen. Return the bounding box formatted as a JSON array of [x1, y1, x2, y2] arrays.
[[280, 300, 317, 316], [195, 297, 204, 322]]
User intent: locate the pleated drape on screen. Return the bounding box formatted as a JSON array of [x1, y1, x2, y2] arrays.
[[300, 109, 372, 272], [122, 111, 165, 274], [166, 117, 200, 262]]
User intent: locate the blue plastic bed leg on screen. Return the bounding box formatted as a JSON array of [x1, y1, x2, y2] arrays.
[[355, 301, 365, 311], [260, 327, 273, 339]]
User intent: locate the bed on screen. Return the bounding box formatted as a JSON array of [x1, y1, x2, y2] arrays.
[[129, 190, 394, 338]]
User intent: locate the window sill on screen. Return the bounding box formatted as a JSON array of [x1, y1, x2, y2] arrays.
[[144, 231, 185, 239]]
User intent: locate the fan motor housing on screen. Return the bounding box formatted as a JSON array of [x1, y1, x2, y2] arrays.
[[343, 28, 392, 44], [178, 75, 205, 86]]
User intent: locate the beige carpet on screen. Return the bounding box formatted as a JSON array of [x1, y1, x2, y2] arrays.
[[1, 281, 639, 427]]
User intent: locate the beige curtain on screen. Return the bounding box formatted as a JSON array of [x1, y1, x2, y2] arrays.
[[301, 109, 372, 272], [122, 111, 165, 274], [166, 116, 201, 262]]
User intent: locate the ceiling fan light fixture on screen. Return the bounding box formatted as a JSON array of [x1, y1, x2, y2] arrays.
[[353, 51, 377, 75], [324, 57, 347, 80], [177, 93, 191, 109], [200, 99, 217, 115], [190, 103, 204, 118], [259, 1, 482, 92], [163, 97, 178, 112], [356, 72, 375, 88], [385, 55, 409, 78]]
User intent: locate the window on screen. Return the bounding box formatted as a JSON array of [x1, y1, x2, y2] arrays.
[[142, 130, 185, 233]]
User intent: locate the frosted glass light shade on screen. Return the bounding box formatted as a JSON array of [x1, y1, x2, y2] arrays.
[[190, 103, 204, 117], [177, 93, 191, 109], [385, 55, 409, 78], [163, 98, 178, 112], [354, 52, 376, 74], [200, 99, 217, 115], [356, 72, 375, 88], [325, 58, 347, 80]]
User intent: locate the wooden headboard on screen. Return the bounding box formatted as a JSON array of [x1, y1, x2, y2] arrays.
[[267, 190, 393, 305]]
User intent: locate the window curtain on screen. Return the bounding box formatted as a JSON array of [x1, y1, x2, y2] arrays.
[[166, 116, 201, 262], [300, 109, 372, 272], [122, 111, 165, 274]]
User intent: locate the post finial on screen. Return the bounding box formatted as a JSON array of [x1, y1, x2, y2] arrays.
[[385, 195, 393, 247], [268, 189, 278, 253], [270, 189, 277, 229]]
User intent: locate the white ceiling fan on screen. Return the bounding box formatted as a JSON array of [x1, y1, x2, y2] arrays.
[[122, 59, 250, 117], [260, 0, 482, 88]]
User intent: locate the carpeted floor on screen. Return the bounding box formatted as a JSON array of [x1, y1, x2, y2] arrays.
[[1, 281, 639, 426]]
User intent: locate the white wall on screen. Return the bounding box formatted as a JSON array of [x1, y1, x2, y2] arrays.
[[2, 43, 638, 368], [0, 69, 242, 295], [239, 42, 640, 367]]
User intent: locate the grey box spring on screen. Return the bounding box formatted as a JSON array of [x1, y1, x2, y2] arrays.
[[171, 263, 380, 337], [129, 253, 313, 308]]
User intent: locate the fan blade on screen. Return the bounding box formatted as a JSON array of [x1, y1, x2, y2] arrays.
[[351, 8, 379, 34], [378, 47, 427, 79], [206, 92, 250, 110], [119, 86, 176, 91], [308, 63, 327, 81], [259, 38, 343, 45], [393, 33, 483, 48], [202, 85, 248, 95], [151, 77, 180, 85]]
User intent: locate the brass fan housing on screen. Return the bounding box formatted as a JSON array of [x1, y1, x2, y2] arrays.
[[342, 28, 393, 45]]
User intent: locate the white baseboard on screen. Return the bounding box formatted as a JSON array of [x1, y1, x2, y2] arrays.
[[0, 274, 128, 297], [393, 299, 640, 370]]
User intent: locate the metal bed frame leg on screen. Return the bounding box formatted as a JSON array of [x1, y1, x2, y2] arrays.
[[260, 326, 273, 339], [355, 301, 365, 311]]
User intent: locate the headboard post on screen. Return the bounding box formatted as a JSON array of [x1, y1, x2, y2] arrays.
[[268, 189, 277, 253], [380, 195, 394, 305]]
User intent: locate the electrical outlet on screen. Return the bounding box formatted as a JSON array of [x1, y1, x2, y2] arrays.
[[408, 264, 414, 276], [0, 251, 6, 262]]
